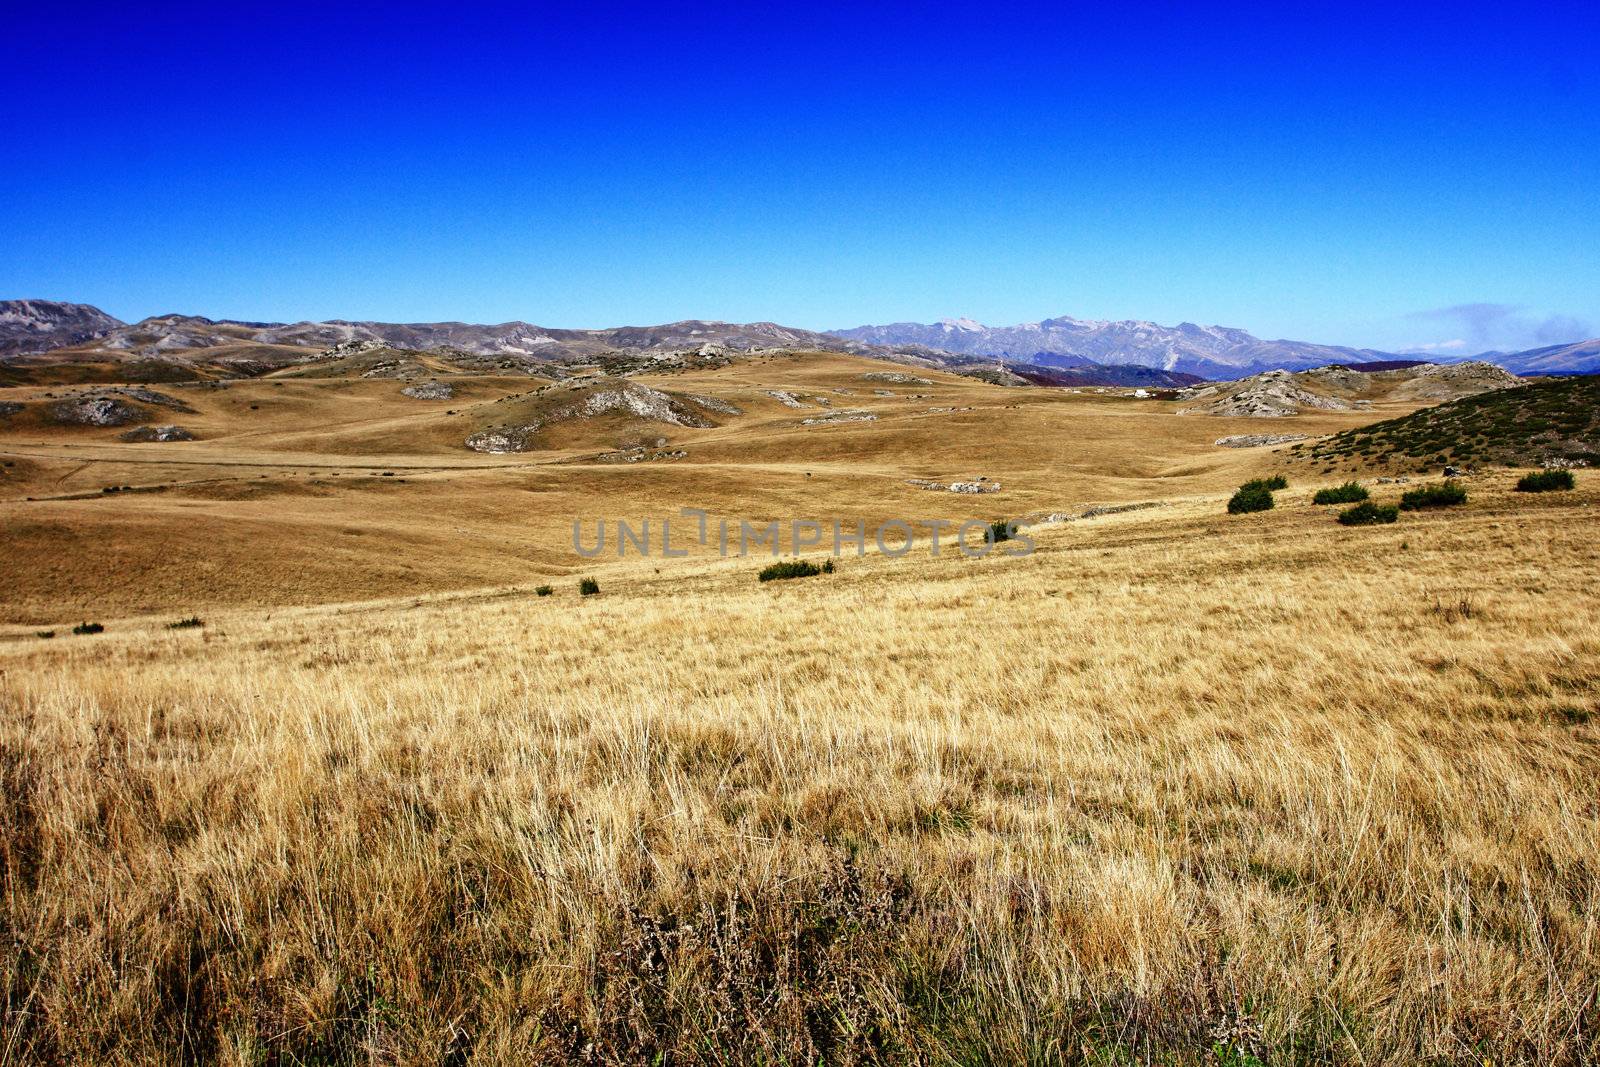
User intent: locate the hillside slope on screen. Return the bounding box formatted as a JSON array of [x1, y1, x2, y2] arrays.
[[1296, 374, 1600, 470], [1179, 361, 1521, 417], [0, 300, 125, 356]]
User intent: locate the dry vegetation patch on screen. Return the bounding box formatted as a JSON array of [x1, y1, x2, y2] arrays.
[[2, 488, 1597, 1064]]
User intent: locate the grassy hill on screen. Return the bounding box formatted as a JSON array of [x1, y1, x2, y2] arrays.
[[1297, 375, 1600, 470]]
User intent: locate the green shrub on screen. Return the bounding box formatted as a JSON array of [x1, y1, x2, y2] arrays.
[[1241, 475, 1288, 492], [1313, 481, 1369, 505], [534, 585, 554, 597], [1228, 486, 1275, 514], [35, 630, 55, 640], [986, 519, 1016, 544], [167, 616, 203, 629], [72, 621, 104, 635], [821, 558, 835, 574], [1515, 469, 1575, 493], [1337, 501, 1399, 525], [1399, 481, 1467, 510], [758, 559, 823, 582], [578, 577, 601, 596]]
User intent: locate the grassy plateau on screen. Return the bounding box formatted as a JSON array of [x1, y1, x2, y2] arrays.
[[1, 351, 1596, 1064]]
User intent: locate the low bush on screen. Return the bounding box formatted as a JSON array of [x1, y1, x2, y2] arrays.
[[1241, 475, 1288, 492], [578, 577, 601, 596], [821, 558, 835, 574], [167, 617, 204, 629], [1338, 501, 1399, 526], [1228, 486, 1274, 514], [759, 559, 823, 582], [1515, 470, 1575, 493], [72, 621, 104, 635], [1313, 481, 1369, 505], [35, 630, 55, 640], [1399, 481, 1467, 510], [986, 519, 1016, 544], [535, 585, 554, 597]]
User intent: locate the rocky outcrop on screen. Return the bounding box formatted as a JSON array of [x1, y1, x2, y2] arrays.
[[908, 477, 1000, 493], [1183, 361, 1522, 418], [119, 425, 195, 442], [465, 379, 721, 453], [684, 393, 742, 415], [1033, 501, 1169, 523], [52, 396, 145, 426], [1215, 433, 1310, 448], [801, 409, 877, 426], [1181, 370, 1363, 417], [1386, 361, 1521, 400], [401, 381, 454, 400]]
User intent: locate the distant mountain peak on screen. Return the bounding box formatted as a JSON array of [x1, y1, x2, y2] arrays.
[[0, 299, 125, 356], [831, 315, 1400, 379]]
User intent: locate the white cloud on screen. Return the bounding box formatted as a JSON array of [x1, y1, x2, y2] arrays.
[[1399, 338, 1468, 353], [1405, 304, 1592, 351]]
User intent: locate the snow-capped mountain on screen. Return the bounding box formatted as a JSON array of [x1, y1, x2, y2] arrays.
[[830, 316, 1405, 379]]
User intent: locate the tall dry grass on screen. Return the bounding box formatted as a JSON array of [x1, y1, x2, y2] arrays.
[[2, 489, 1598, 1064]]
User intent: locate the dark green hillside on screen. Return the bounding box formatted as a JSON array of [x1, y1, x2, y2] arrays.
[[1295, 376, 1600, 469]]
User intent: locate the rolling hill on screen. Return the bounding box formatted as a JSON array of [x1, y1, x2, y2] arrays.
[[1294, 374, 1600, 471]]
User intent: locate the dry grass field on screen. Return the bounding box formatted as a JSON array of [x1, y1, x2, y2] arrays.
[[2, 353, 1597, 1064]]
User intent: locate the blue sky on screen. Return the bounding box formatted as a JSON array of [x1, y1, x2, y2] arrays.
[[2, 2, 1596, 352]]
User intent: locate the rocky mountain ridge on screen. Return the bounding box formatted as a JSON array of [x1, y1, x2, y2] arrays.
[[6, 300, 1596, 380], [830, 315, 1600, 377]]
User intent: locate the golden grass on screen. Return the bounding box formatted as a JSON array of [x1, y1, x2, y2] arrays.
[[0, 352, 1395, 622], [3, 476, 1597, 1064]]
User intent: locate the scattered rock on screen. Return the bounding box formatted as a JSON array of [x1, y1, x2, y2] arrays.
[[1215, 433, 1311, 448], [119, 425, 195, 442], [862, 371, 932, 385], [909, 477, 1000, 494], [767, 390, 807, 408], [684, 393, 742, 415], [362, 359, 428, 380], [402, 380, 454, 400], [113, 387, 195, 412], [801, 409, 878, 426], [320, 338, 393, 359], [1034, 501, 1169, 523], [595, 447, 688, 463], [463, 429, 529, 454]]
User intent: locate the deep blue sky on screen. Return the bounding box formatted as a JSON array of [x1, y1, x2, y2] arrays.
[[3, 2, 1597, 352]]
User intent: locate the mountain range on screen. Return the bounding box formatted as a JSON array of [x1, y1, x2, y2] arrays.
[[4, 301, 1596, 379], [827, 316, 1600, 377]]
